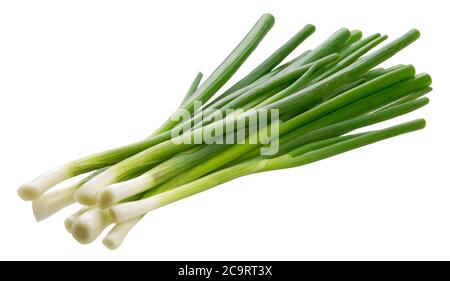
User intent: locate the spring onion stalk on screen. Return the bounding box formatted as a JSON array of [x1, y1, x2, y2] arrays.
[[103, 133, 356, 235], [33, 185, 76, 222], [362, 67, 389, 80], [273, 98, 429, 157], [107, 107, 430, 245], [337, 30, 363, 52], [269, 119, 426, 167], [141, 97, 428, 199], [109, 119, 425, 223], [286, 28, 351, 68], [265, 29, 421, 115], [271, 49, 312, 73], [103, 217, 142, 250], [32, 168, 107, 221], [237, 65, 418, 161], [159, 94, 429, 195], [106, 116, 425, 245], [239, 83, 290, 111], [257, 63, 322, 107], [48, 67, 431, 206], [382, 87, 432, 109], [32, 166, 149, 220], [225, 66, 411, 166], [18, 167, 72, 201], [19, 28, 408, 202], [17, 15, 432, 249], [152, 14, 275, 135], [215, 24, 316, 101], [338, 33, 380, 59], [180, 72, 203, 106], [219, 54, 339, 110], [274, 80, 430, 157], [288, 74, 431, 133], [73, 56, 345, 205], [310, 33, 381, 80], [71, 207, 113, 244], [102, 133, 361, 245], [17, 14, 274, 200], [101, 133, 359, 241], [250, 54, 340, 108], [76, 64, 424, 205], [206, 37, 403, 135], [268, 96, 426, 159], [256, 47, 390, 110], [172, 54, 340, 134], [307, 35, 388, 85], [97, 144, 231, 208], [64, 206, 93, 233], [230, 88, 426, 165], [202, 53, 339, 112], [271, 34, 386, 105], [18, 46, 332, 203], [316, 65, 403, 105], [305, 66, 396, 107], [29, 30, 419, 193], [18, 125, 168, 201]]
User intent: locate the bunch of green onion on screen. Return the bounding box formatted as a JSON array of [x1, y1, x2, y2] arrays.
[[19, 13, 432, 250]]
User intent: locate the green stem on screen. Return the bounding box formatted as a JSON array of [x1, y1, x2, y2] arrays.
[[286, 28, 351, 68], [153, 13, 275, 134], [338, 33, 380, 59], [382, 87, 432, 109], [337, 30, 363, 53], [255, 54, 339, 107], [216, 24, 315, 100], [308, 35, 388, 85], [270, 119, 426, 169], [142, 97, 428, 198], [180, 72, 203, 106], [265, 29, 421, 114], [109, 119, 425, 223]]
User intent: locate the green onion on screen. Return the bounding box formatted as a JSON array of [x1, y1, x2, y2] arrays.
[[382, 87, 432, 109], [103, 217, 141, 250], [64, 206, 93, 234], [180, 72, 203, 106], [338, 33, 380, 59], [307, 34, 388, 85], [288, 28, 351, 67], [109, 119, 426, 223], [216, 24, 316, 100], [18, 14, 276, 201], [337, 30, 363, 52], [140, 97, 428, 199], [71, 208, 112, 244], [266, 29, 421, 114], [75, 31, 423, 206], [17, 15, 432, 249], [152, 14, 276, 134]]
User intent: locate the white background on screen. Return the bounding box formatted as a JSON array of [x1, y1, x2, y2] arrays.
[[0, 0, 449, 260]]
